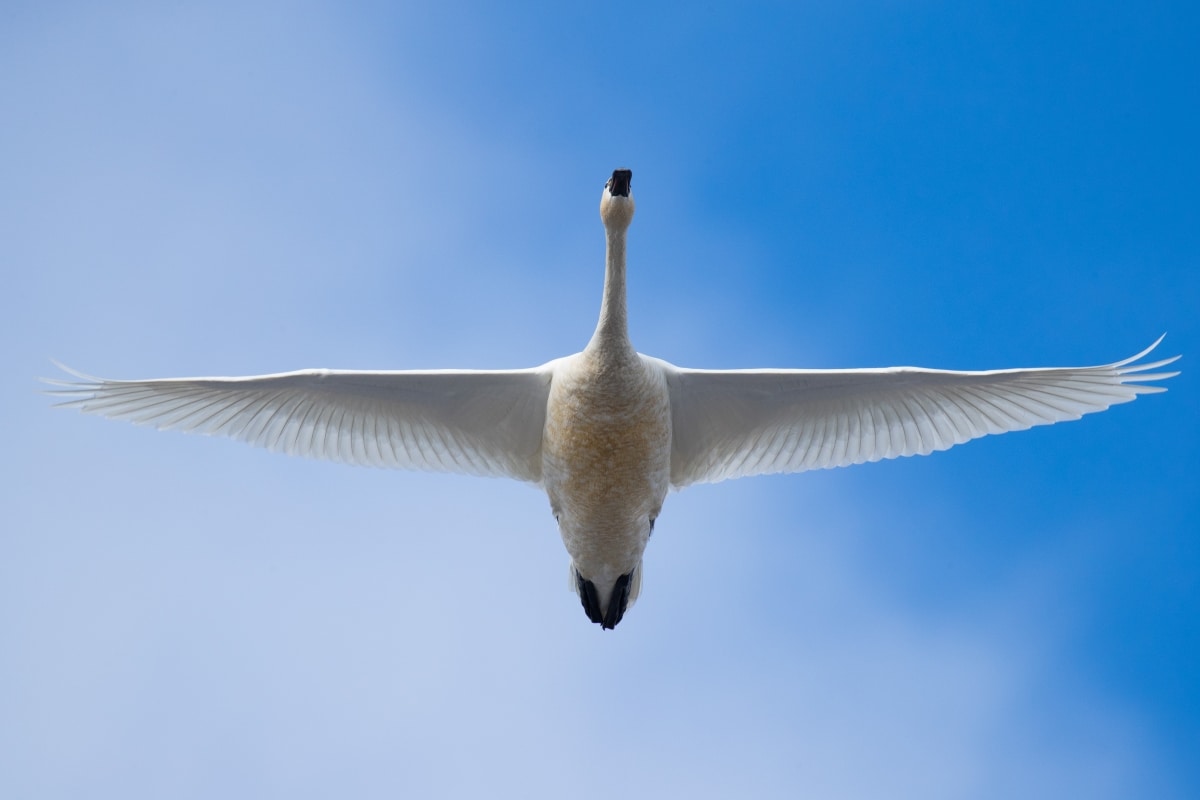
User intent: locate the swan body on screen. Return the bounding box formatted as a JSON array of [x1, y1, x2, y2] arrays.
[[47, 168, 1180, 629]]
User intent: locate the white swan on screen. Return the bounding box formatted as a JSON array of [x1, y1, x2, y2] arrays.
[[47, 168, 1179, 629]]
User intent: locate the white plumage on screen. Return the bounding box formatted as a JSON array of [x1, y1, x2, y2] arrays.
[[46, 168, 1179, 629], [660, 338, 1177, 486], [48, 363, 554, 481]]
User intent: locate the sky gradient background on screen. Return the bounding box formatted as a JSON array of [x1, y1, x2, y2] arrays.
[[3, 3, 1198, 798]]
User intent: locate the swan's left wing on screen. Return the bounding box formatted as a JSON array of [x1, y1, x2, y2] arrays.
[[664, 338, 1179, 488], [45, 364, 553, 483]]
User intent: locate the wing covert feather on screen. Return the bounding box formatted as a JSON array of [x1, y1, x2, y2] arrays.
[[663, 338, 1178, 488], [45, 365, 553, 482]]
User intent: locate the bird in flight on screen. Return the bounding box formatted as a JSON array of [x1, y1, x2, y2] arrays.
[[47, 168, 1179, 629]]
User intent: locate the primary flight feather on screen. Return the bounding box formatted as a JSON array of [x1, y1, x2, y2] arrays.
[[47, 168, 1179, 629]]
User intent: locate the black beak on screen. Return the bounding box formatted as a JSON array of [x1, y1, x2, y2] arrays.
[[576, 569, 634, 630], [607, 169, 632, 198]]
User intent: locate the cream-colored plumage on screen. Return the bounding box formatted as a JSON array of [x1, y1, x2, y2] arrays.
[[46, 168, 1179, 629], [540, 176, 669, 622]]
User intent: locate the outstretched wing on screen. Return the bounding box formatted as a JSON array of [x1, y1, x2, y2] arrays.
[[664, 337, 1179, 488], [45, 364, 554, 483]]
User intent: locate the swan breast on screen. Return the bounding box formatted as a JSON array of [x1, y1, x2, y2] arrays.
[[543, 354, 671, 569]]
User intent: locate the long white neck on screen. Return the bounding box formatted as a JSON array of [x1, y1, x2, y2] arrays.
[[587, 225, 635, 358]]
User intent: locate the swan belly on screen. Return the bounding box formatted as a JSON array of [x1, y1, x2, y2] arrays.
[[542, 358, 672, 577]]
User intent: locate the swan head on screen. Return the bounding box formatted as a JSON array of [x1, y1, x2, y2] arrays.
[[600, 168, 635, 231]]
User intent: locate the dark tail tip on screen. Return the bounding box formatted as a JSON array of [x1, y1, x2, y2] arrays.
[[603, 572, 632, 630], [576, 572, 604, 625], [576, 570, 634, 630]]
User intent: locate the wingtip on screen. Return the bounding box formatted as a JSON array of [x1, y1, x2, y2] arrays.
[[1111, 335, 1180, 371], [45, 359, 104, 383], [39, 361, 109, 403]]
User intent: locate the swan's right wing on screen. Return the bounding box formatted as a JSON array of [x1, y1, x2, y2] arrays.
[[665, 338, 1179, 488], [45, 364, 554, 483]]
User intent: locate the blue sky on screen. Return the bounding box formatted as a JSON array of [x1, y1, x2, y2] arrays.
[[3, 2, 1197, 797]]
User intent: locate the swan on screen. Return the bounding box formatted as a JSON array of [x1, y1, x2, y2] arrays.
[[46, 168, 1180, 630]]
